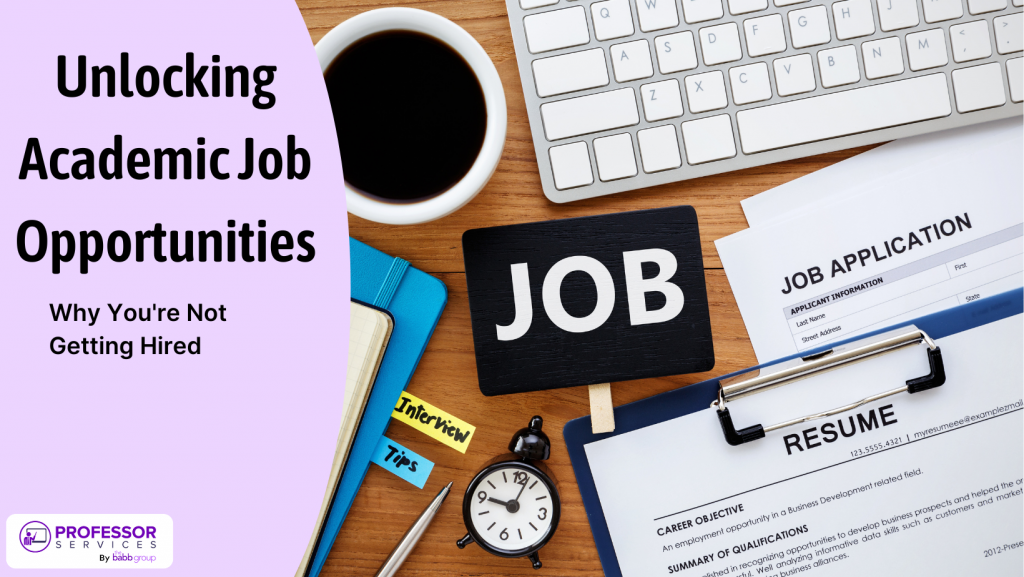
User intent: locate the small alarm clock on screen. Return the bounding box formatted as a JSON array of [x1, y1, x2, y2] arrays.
[[456, 416, 560, 569]]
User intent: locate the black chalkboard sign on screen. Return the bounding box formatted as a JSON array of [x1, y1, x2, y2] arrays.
[[462, 206, 714, 396]]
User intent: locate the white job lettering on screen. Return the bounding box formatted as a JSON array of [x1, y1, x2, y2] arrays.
[[494, 250, 686, 340], [496, 263, 534, 341], [623, 248, 685, 326]]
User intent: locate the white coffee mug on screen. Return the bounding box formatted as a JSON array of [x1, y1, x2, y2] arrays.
[[316, 8, 507, 225]]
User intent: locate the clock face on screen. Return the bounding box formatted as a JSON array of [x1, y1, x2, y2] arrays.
[[467, 462, 557, 553]]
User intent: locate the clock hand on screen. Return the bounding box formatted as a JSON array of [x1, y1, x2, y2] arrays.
[[515, 480, 527, 502], [489, 495, 522, 514]]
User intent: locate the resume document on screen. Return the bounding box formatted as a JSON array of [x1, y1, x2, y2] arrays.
[[585, 316, 1022, 577]]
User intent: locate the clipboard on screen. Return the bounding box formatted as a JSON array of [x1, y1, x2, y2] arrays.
[[563, 288, 1023, 577]]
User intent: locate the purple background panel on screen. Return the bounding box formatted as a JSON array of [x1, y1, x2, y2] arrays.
[[0, 1, 349, 574]]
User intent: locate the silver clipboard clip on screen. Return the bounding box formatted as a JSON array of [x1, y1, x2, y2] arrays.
[[713, 325, 946, 446]]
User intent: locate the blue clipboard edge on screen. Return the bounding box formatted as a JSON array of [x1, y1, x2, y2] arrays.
[[563, 288, 1023, 577]]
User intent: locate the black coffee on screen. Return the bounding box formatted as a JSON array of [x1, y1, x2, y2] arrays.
[[325, 31, 488, 203]]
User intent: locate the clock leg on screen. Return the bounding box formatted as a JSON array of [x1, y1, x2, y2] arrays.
[[456, 534, 475, 549], [528, 552, 542, 569]]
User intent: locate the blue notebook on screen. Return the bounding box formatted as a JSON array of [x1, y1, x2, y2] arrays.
[[307, 239, 447, 577], [564, 288, 1023, 577]]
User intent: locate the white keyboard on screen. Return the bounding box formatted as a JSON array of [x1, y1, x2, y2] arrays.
[[506, 0, 1023, 202]]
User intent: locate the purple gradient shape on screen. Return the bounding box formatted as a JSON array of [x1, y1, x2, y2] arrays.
[[1, 1, 349, 574]]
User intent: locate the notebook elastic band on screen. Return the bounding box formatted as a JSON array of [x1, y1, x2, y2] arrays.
[[373, 257, 410, 309]]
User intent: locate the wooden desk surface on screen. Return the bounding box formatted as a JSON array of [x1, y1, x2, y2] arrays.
[[297, 2, 879, 574]]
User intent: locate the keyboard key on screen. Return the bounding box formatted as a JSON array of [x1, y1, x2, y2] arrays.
[[774, 54, 816, 95], [923, 0, 963, 22], [833, 0, 876, 39], [818, 45, 861, 87], [729, 0, 768, 15], [1008, 58, 1023, 102], [549, 142, 594, 189], [775, 0, 809, 6], [789, 6, 831, 48], [907, 29, 949, 70], [700, 22, 743, 64], [967, 0, 1006, 13], [682, 0, 724, 24], [744, 14, 788, 56], [684, 70, 729, 112], [637, 125, 683, 172], [736, 73, 951, 153], [952, 63, 1006, 111], [636, 0, 680, 31], [681, 114, 737, 164], [655, 31, 699, 73], [521, 0, 559, 8], [592, 0, 635, 41], [951, 20, 992, 62], [540, 88, 640, 140], [862, 37, 905, 78], [524, 7, 590, 53], [611, 40, 655, 81], [877, 0, 919, 30], [641, 79, 685, 120], [594, 133, 638, 180], [729, 62, 773, 103], [533, 49, 609, 97], [995, 14, 1023, 54]]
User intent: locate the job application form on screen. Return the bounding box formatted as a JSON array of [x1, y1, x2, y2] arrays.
[[585, 315, 1023, 577], [740, 119, 1021, 228], [716, 140, 1022, 363]]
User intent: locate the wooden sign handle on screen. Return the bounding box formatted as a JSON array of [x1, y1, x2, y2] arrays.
[[588, 383, 615, 434]]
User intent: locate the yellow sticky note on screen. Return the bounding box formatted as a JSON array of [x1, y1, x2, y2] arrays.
[[392, 392, 476, 453]]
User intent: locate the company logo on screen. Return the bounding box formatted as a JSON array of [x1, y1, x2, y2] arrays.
[[19, 520, 51, 553], [7, 514, 173, 569]]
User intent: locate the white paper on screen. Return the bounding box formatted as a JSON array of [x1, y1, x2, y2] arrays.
[[741, 118, 1023, 228], [715, 139, 1023, 363], [585, 316, 1023, 577]]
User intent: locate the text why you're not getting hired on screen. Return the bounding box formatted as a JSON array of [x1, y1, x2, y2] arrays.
[[48, 302, 227, 360]]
